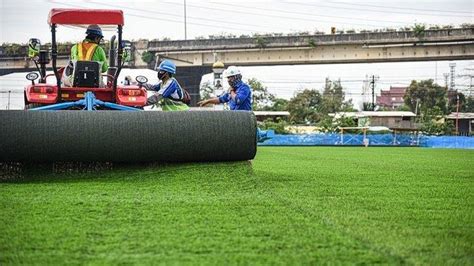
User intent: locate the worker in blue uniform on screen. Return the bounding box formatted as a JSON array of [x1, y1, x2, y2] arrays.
[[198, 66, 252, 111], [144, 60, 190, 111]]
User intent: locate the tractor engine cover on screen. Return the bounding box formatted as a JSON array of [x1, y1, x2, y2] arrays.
[[0, 110, 257, 163]]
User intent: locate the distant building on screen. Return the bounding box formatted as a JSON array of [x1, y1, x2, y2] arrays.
[[253, 111, 290, 122], [331, 111, 418, 130], [376, 86, 407, 109], [446, 112, 474, 136]]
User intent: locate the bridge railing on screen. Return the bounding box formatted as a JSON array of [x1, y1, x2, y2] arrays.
[[148, 28, 473, 52]]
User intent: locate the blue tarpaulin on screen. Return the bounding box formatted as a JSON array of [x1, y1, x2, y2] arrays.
[[259, 133, 474, 149]]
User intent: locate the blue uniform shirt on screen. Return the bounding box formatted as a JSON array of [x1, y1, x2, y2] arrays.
[[150, 77, 184, 101], [218, 81, 252, 111]]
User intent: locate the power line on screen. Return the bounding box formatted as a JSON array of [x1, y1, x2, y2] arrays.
[[50, 1, 266, 34], [288, 2, 473, 18], [331, 1, 473, 14], [86, 1, 295, 32], [208, 2, 409, 26], [159, 1, 401, 28]]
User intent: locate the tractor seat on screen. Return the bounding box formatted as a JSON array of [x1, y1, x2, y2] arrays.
[[73, 61, 101, 88]]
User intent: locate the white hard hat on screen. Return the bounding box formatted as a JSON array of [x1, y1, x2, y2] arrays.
[[223, 66, 241, 78]]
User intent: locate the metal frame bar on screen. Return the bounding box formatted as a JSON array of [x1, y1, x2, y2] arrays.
[[30, 92, 141, 111]]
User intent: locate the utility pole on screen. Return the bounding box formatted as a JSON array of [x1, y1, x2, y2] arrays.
[[369, 75, 379, 111], [449, 63, 456, 91], [415, 98, 420, 118], [184, 0, 187, 40], [456, 93, 460, 135], [443, 72, 450, 110]]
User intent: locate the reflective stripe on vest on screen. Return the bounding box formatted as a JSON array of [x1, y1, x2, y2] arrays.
[[77, 42, 98, 61]]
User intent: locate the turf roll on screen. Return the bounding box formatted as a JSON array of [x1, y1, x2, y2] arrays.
[[0, 110, 257, 163]]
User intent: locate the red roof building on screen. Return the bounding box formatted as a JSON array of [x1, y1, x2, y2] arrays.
[[376, 86, 407, 109]]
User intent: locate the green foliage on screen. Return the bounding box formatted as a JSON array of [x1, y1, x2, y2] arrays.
[[318, 114, 357, 132], [2, 43, 24, 56], [288, 89, 323, 124], [259, 118, 290, 134], [255, 36, 268, 48], [413, 23, 426, 38], [464, 96, 474, 112], [1, 148, 473, 264], [248, 78, 275, 110], [420, 106, 454, 135], [362, 102, 374, 111], [199, 80, 215, 100], [320, 78, 354, 113], [448, 91, 466, 113], [308, 38, 317, 48], [396, 104, 412, 111], [404, 79, 447, 115], [262, 98, 288, 111], [141, 50, 154, 64], [57, 42, 74, 54]]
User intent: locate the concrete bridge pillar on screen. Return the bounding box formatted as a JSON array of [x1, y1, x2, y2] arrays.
[[176, 65, 212, 106]]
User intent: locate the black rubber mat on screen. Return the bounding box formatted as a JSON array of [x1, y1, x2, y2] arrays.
[[0, 111, 257, 163]]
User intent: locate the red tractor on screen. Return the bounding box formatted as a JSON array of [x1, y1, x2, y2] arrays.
[[24, 8, 148, 111]]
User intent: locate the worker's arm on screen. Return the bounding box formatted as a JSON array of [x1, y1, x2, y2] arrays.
[[143, 83, 160, 91], [197, 97, 221, 107], [93, 46, 109, 73], [146, 93, 163, 106], [70, 45, 78, 60]]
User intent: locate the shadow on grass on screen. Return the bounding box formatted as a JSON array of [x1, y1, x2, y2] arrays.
[[0, 160, 254, 184]]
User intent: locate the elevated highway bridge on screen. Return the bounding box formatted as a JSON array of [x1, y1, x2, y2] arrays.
[[1, 28, 473, 105]]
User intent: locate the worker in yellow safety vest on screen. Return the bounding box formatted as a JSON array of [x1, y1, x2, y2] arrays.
[[70, 24, 109, 73]]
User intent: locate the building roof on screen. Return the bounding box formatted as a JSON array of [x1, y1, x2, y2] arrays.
[[446, 112, 474, 119], [253, 111, 290, 116], [330, 111, 416, 118], [381, 87, 407, 94]]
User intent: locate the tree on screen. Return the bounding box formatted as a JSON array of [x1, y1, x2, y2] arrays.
[[262, 98, 288, 111], [403, 79, 447, 115], [247, 78, 275, 110], [287, 89, 323, 124], [259, 118, 290, 134], [199, 80, 215, 100], [448, 91, 466, 113], [413, 23, 426, 38], [320, 78, 354, 114], [141, 51, 155, 67], [420, 106, 454, 135], [464, 96, 474, 112]]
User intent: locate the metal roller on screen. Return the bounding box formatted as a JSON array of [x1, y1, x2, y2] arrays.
[[0, 111, 257, 163]]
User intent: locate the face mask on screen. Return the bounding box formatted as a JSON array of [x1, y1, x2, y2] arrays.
[[158, 71, 167, 80], [227, 76, 242, 88]]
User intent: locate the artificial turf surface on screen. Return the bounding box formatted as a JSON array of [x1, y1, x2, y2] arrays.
[[0, 147, 473, 265]]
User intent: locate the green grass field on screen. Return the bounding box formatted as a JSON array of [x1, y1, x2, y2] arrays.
[[1, 147, 473, 265]]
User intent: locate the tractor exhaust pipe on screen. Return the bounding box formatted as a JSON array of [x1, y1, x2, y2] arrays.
[[107, 35, 117, 85]]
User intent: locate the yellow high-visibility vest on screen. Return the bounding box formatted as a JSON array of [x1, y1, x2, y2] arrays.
[[76, 42, 98, 61]]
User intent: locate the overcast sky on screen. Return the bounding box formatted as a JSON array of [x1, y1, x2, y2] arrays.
[[1, 0, 472, 42], [0, 0, 473, 109]]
